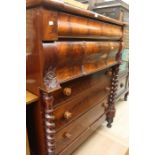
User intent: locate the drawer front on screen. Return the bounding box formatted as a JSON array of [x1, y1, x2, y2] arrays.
[[54, 94, 109, 130], [43, 41, 119, 85], [59, 114, 106, 155], [42, 10, 122, 41], [55, 99, 106, 153], [53, 69, 112, 107], [57, 12, 122, 39], [117, 75, 128, 96]]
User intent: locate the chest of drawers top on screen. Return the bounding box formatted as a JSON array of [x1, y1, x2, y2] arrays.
[[26, 0, 124, 95], [26, 0, 124, 25]]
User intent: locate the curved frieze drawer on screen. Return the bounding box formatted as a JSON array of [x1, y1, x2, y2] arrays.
[[42, 9, 123, 41], [43, 41, 120, 90]]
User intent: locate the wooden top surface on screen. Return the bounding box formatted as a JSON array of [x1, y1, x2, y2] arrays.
[[26, 0, 125, 26], [26, 91, 39, 105]]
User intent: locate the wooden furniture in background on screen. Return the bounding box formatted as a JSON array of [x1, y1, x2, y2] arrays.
[[26, 0, 125, 154]]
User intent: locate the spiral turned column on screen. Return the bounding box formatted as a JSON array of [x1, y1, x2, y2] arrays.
[[42, 92, 56, 155], [106, 65, 119, 128]]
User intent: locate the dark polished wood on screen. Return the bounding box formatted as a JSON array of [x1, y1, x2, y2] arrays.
[[59, 114, 106, 155], [92, 0, 129, 102], [52, 69, 111, 106], [56, 99, 106, 154], [26, 6, 123, 95], [26, 1, 124, 154], [26, 0, 125, 26], [54, 94, 109, 130]]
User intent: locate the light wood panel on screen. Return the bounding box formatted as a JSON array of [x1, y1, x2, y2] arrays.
[[26, 91, 38, 105]]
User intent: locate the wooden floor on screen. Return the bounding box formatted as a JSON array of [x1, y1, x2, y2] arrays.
[[72, 100, 129, 155]]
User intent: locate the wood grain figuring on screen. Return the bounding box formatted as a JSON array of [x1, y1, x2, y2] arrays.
[[42, 9, 58, 40], [57, 12, 122, 39], [26, 10, 35, 55], [26, 0, 125, 26], [55, 101, 106, 154], [26, 2, 125, 155], [52, 69, 111, 106], [43, 41, 120, 89], [26, 7, 124, 95], [92, 1, 129, 103], [54, 96, 109, 130], [26, 8, 44, 95], [41, 9, 123, 41]]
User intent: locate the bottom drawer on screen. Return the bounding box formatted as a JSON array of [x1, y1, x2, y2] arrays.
[[59, 114, 106, 155], [56, 98, 106, 153]]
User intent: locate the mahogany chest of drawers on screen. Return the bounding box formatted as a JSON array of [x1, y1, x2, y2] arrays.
[[92, 0, 129, 101], [26, 0, 125, 154]]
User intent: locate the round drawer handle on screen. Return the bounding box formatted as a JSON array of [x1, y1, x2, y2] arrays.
[[120, 83, 124, 88], [63, 87, 72, 96], [106, 71, 113, 76], [64, 111, 72, 120], [105, 87, 110, 92], [63, 132, 72, 139], [102, 102, 108, 108]]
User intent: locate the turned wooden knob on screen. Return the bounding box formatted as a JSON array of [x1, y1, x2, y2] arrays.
[[64, 132, 72, 139], [102, 102, 108, 108], [107, 71, 113, 76], [105, 87, 110, 92], [64, 111, 72, 120], [63, 87, 72, 96]]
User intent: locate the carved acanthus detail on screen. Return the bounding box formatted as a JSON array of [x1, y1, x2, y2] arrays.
[[44, 66, 60, 91]]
